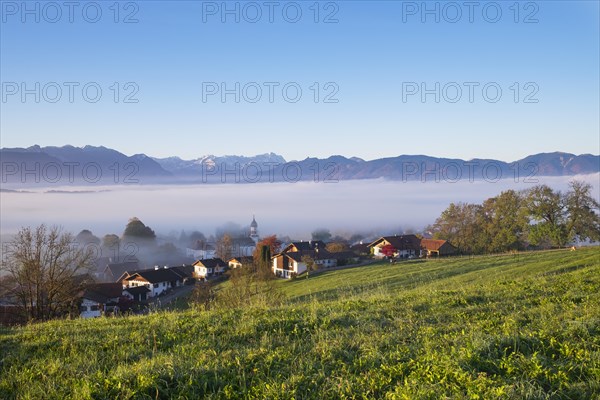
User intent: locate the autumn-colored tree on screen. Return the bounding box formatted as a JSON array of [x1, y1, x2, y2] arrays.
[[253, 235, 281, 259], [430, 202, 486, 254], [326, 242, 349, 253], [428, 181, 599, 253], [253, 235, 281, 278]]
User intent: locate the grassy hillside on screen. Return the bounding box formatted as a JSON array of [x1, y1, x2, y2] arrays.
[[278, 249, 598, 301], [1, 248, 599, 399]]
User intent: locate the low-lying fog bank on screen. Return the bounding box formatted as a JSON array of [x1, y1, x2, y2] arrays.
[[1, 175, 598, 238]]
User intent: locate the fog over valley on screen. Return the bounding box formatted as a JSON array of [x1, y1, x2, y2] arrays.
[[1, 174, 598, 239]]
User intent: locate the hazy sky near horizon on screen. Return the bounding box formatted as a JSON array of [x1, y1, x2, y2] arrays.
[[1, 1, 599, 162]]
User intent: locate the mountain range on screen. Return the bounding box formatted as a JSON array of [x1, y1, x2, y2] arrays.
[[0, 145, 598, 187]]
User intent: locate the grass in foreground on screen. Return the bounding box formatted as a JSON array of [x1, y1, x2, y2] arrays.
[[0, 248, 599, 399]]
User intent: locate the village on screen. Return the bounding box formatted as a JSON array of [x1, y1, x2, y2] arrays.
[[5, 174, 598, 325], [74, 216, 456, 319]]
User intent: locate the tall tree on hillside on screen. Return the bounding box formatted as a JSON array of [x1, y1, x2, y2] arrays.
[[525, 185, 568, 248], [1, 225, 95, 321], [564, 180, 600, 243], [481, 190, 529, 252]]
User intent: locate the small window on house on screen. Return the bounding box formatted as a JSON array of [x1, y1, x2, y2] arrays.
[[90, 305, 100, 311], [153, 283, 159, 288]]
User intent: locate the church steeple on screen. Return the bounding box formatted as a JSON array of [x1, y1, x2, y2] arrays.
[[250, 215, 259, 243]]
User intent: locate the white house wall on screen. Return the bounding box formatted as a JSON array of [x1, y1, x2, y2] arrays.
[[80, 298, 102, 318], [294, 261, 307, 275], [127, 279, 170, 298], [149, 281, 170, 297], [372, 245, 415, 258], [232, 246, 254, 257], [315, 259, 337, 268]]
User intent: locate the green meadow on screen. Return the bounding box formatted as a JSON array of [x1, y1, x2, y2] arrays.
[[1, 248, 599, 399]]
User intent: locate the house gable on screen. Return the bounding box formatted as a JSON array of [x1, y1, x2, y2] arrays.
[[193, 258, 227, 278], [79, 282, 123, 318], [420, 239, 457, 256], [282, 240, 327, 253], [228, 256, 254, 268], [368, 235, 420, 258]]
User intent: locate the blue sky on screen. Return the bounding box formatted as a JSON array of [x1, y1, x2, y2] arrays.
[[1, 0, 599, 162]]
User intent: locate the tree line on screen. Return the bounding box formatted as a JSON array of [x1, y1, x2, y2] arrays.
[[428, 180, 600, 254]]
